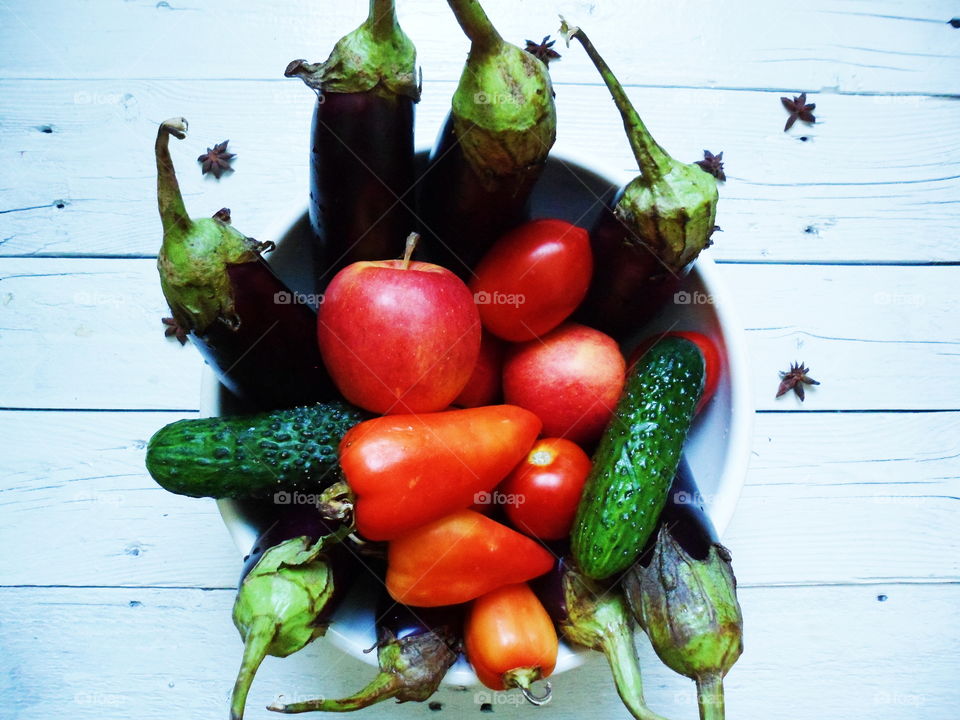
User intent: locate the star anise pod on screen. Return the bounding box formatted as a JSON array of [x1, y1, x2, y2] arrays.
[[776, 362, 819, 401], [162, 316, 188, 345], [525, 35, 561, 65], [781, 93, 816, 132], [695, 150, 726, 181], [198, 140, 235, 179]]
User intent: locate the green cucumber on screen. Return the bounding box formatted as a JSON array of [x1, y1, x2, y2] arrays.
[[572, 335, 705, 580], [146, 402, 368, 499]]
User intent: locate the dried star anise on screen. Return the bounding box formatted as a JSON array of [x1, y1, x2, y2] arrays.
[[781, 93, 816, 132], [198, 140, 235, 178], [162, 316, 188, 345], [776, 362, 819, 401], [525, 35, 561, 65], [696, 150, 726, 181]]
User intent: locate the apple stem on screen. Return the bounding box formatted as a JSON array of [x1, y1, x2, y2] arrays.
[[401, 232, 419, 270]]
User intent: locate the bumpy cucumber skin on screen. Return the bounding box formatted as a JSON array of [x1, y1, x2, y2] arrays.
[[571, 336, 705, 580], [146, 402, 368, 499]]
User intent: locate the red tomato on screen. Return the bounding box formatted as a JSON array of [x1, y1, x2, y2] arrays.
[[469, 219, 592, 342], [465, 583, 558, 692], [453, 330, 504, 408], [500, 438, 591, 540], [629, 331, 720, 414]]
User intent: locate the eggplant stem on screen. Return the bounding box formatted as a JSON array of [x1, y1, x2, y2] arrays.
[[268, 672, 403, 713], [230, 616, 277, 720], [155, 117, 192, 239], [446, 0, 502, 53], [560, 19, 671, 183], [599, 631, 671, 720], [696, 673, 725, 720], [367, 0, 398, 42]]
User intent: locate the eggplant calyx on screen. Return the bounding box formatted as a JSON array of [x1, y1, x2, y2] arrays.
[[624, 528, 743, 682], [267, 625, 459, 713], [284, 0, 419, 101], [154, 117, 264, 335], [230, 534, 345, 720], [447, 1, 556, 184], [560, 18, 718, 275]]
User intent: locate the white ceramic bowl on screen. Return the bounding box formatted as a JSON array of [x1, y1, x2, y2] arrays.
[[201, 152, 752, 686]]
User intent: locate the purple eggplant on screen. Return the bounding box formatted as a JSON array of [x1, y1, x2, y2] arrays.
[[155, 118, 334, 410], [268, 596, 462, 713], [419, 0, 557, 275], [229, 507, 354, 720], [285, 0, 419, 290], [560, 20, 720, 337], [623, 461, 743, 720]]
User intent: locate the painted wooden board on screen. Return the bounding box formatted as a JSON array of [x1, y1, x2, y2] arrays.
[[1, 0, 958, 94], [0, 583, 956, 719], [1, 259, 957, 411], [1, 410, 956, 589], [2, 80, 959, 261]]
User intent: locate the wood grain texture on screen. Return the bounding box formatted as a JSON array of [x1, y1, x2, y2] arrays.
[[1, 410, 956, 589], [1, 259, 957, 410], [1, 80, 958, 261], [1, 583, 957, 719], [1, 0, 958, 93]]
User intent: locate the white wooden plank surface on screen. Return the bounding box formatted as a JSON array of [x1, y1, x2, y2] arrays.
[[1, 584, 957, 720], [2, 259, 957, 411], [1, 410, 956, 589], [2, 80, 958, 261], [1, 0, 958, 94]]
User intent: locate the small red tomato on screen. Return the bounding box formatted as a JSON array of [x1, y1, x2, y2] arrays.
[[470, 219, 592, 342], [453, 330, 504, 408], [503, 322, 626, 447], [500, 438, 591, 540], [465, 583, 558, 693], [629, 331, 720, 414]]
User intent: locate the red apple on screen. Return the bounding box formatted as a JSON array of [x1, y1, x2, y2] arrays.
[[317, 239, 481, 414], [453, 330, 504, 408], [503, 322, 625, 446]]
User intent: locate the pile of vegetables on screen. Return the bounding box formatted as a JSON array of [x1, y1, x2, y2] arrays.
[[145, 2, 742, 719]]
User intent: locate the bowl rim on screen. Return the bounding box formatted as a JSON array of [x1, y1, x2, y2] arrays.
[[203, 150, 753, 685]]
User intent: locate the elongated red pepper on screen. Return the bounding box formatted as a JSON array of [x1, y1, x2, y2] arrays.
[[465, 583, 557, 704], [340, 405, 541, 541], [387, 510, 554, 606]]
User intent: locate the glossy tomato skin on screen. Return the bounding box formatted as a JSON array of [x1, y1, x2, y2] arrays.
[[503, 322, 626, 447], [465, 583, 558, 691], [453, 330, 504, 408], [469, 219, 592, 342], [501, 438, 591, 540], [629, 331, 720, 414]]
